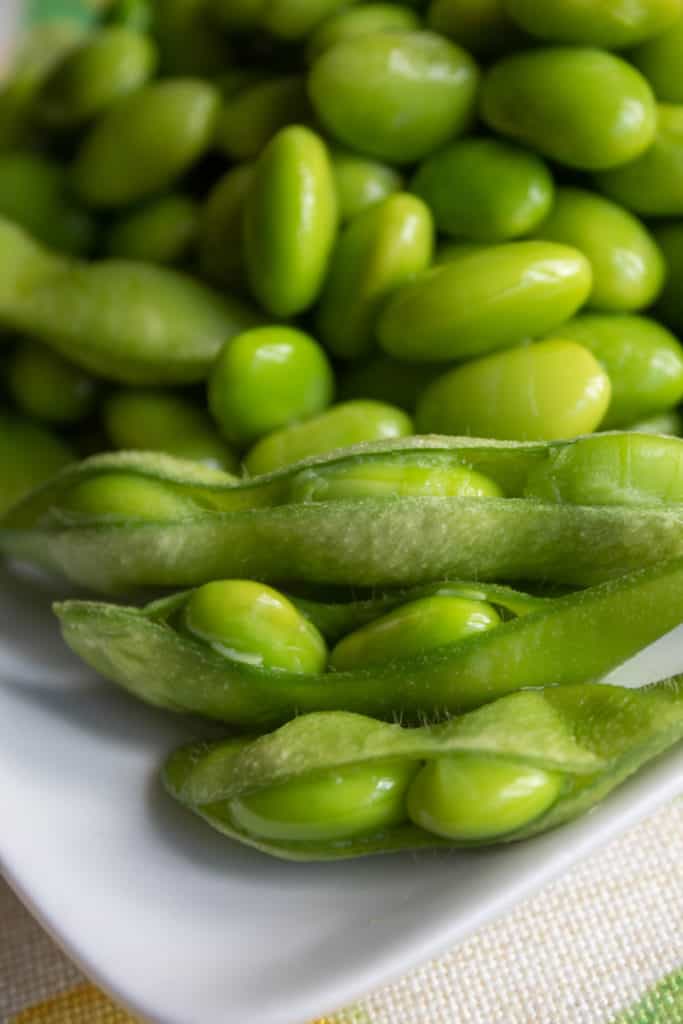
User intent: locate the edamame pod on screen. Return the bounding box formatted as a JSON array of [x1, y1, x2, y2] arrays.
[[315, 193, 434, 360], [208, 326, 334, 446], [308, 32, 480, 164], [653, 222, 683, 334], [105, 194, 198, 265], [216, 76, 310, 160], [103, 390, 238, 471], [415, 340, 611, 440], [426, 0, 526, 59], [377, 242, 592, 362], [245, 125, 338, 317], [502, 0, 681, 48], [9, 342, 97, 424], [8, 435, 683, 591], [35, 26, 157, 128], [629, 14, 683, 103], [72, 79, 220, 208], [595, 104, 683, 216], [481, 48, 657, 170], [0, 411, 73, 516], [162, 682, 683, 858], [532, 187, 664, 312], [244, 400, 413, 474], [306, 4, 421, 62], [330, 148, 403, 224], [198, 164, 253, 291], [554, 314, 683, 429], [56, 560, 683, 726], [0, 218, 259, 384], [411, 137, 554, 242]]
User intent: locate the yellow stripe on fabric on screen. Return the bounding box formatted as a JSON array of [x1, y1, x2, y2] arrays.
[[9, 983, 137, 1023]]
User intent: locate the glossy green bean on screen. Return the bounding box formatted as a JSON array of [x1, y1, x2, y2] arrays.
[[502, 0, 681, 48], [629, 13, 683, 103], [104, 194, 198, 265], [306, 4, 421, 62], [329, 148, 403, 224]]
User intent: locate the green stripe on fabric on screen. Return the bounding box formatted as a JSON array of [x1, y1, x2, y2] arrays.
[[611, 970, 683, 1024]]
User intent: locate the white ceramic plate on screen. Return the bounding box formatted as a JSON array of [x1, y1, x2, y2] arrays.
[[1, 564, 682, 1024]]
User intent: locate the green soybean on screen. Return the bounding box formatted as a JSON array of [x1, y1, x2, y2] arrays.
[[629, 14, 683, 103], [245, 125, 338, 317], [524, 432, 683, 505], [407, 755, 563, 840], [653, 222, 683, 334], [184, 579, 328, 674], [595, 104, 683, 216], [532, 187, 665, 312], [0, 411, 73, 515], [244, 400, 413, 475], [198, 164, 253, 290], [208, 326, 334, 446], [306, 4, 421, 62], [56, 472, 208, 524], [0, 152, 94, 256], [337, 356, 441, 411], [627, 409, 683, 435], [35, 26, 157, 129], [502, 0, 681, 48], [308, 31, 480, 164], [71, 79, 220, 208], [330, 594, 501, 671], [258, 0, 357, 40], [289, 459, 503, 502], [412, 137, 553, 242], [104, 390, 238, 471], [330, 148, 403, 224], [426, 0, 526, 59], [416, 339, 611, 440], [8, 342, 96, 425], [229, 757, 417, 841], [554, 314, 683, 429], [316, 193, 434, 360], [216, 76, 310, 160], [434, 240, 489, 263], [105, 194, 198, 265], [378, 242, 592, 362], [481, 48, 657, 170]]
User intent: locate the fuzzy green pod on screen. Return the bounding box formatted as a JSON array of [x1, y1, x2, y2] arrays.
[[245, 126, 338, 317], [72, 79, 220, 209], [216, 76, 310, 161], [481, 48, 657, 171], [378, 241, 592, 362], [308, 31, 480, 164], [502, 0, 681, 47], [105, 194, 198, 265], [316, 193, 433, 360]]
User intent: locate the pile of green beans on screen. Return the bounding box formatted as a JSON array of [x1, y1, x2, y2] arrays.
[[2, 0, 683, 861]]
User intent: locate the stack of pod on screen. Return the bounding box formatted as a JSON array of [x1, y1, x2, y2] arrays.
[[1, 0, 683, 859]]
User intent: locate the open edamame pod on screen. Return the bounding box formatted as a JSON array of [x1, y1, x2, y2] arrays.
[[162, 681, 683, 859], [55, 557, 683, 727], [7, 434, 683, 591]]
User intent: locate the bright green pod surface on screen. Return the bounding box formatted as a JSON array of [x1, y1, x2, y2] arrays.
[[9, 437, 683, 591], [502, 0, 681, 47], [289, 459, 503, 502], [481, 48, 657, 171], [330, 148, 403, 224], [184, 579, 327, 673], [416, 339, 611, 440], [308, 31, 480, 164], [653, 222, 683, 335], [71, 79, 220, 208], [629, 14, 683, 103], [208, 326, 334, 446], [0, 411, 73, 516], [244, 401, 413, 475], [532, 187, 664, 313], [315, 193, 434, 360], [306, 4, 421, 62], [406, 754, 563, 840], [198, 164, 253, 291], [555, 314, 683, 429], [162, 682, 683, 858], [595, 104, 683, 216], [35, 26, 157, 129], [216, 76, 310, 161], [524, 432, 683, 505], [8, 342, 96, 425], [103, 390, 238, 472], [0, 153, 94, 256], [377, 242, 592, 362], [337, 356, 441, 411], [55, 558, 683, 725], [105, 194, 198, 265], [330, 594, 501, 671], [245, 125, 338, 317], [0, 218, 259, 385], [411, 137, 553, 242], [229, 758, 416, 841], [426, 0, 526, 58]]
